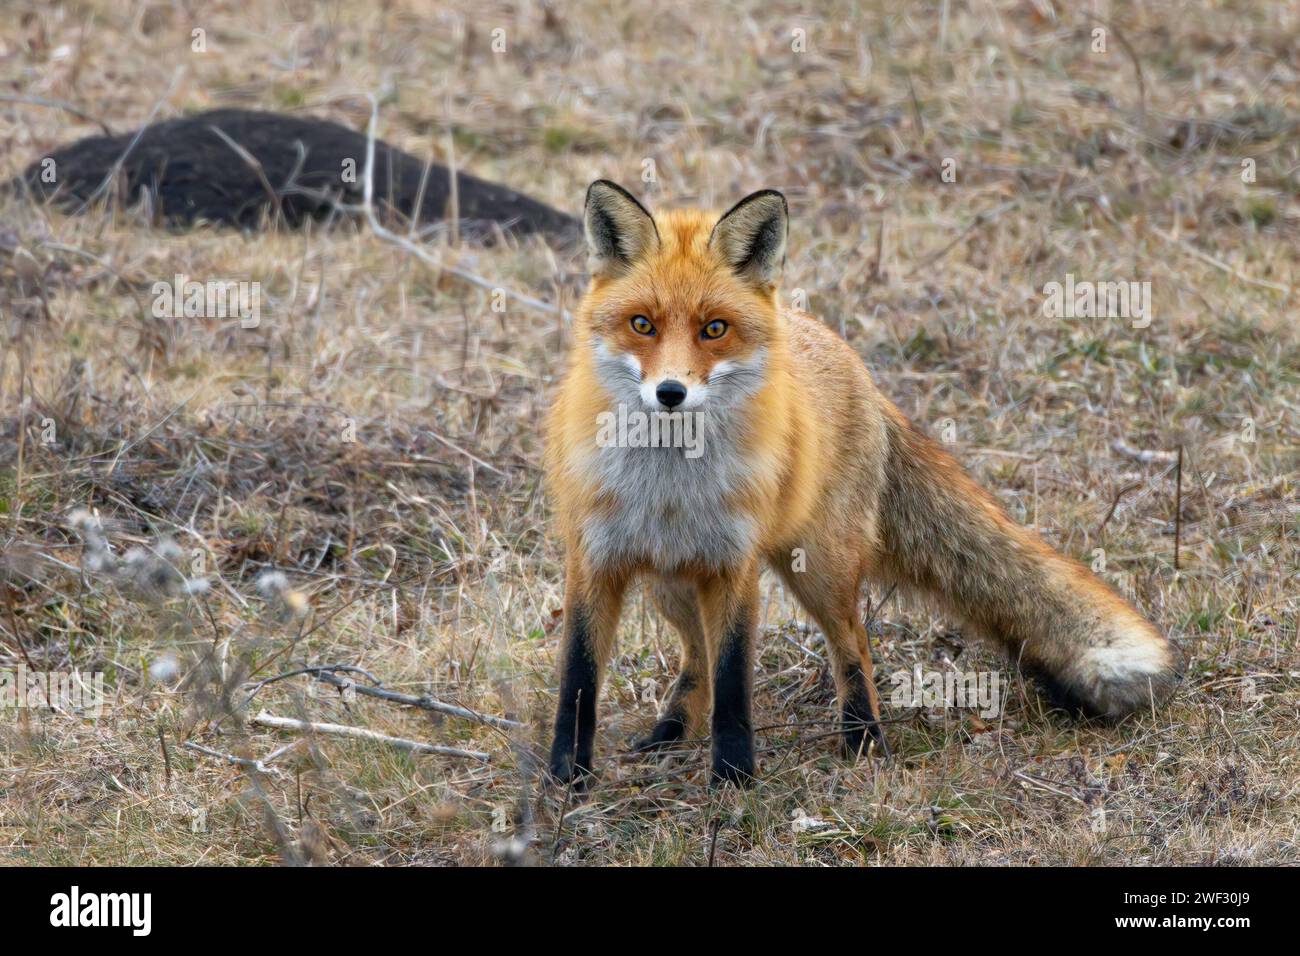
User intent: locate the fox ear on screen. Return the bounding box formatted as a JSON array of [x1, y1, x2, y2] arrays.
[[584, 180, 659, 279], [709, 189, 788, 291]]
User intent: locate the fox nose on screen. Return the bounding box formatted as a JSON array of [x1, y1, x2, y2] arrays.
[[655, 380, 688, 408]]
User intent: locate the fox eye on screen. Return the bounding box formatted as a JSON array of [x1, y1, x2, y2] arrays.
[[630, 315, 655, 335], [702, 319, 728, 340]]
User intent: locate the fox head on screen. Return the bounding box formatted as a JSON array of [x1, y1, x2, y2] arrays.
[[577, 180, 787, 412]]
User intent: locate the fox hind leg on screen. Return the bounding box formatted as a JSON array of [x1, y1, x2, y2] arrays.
[[804, 614, 887, 759], [633, 577, 712, 752], [841, 618, 889, 758], [776, 558, 888, 759]]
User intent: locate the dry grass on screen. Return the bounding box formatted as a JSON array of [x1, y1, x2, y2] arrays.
[[0, 0, 1297, 866]]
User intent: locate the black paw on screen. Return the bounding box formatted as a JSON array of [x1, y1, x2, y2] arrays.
[[547, 741, 592, 790], [632, 716, 687, 753], [841, 706, 890, 760], [710, 729, 756, 787]]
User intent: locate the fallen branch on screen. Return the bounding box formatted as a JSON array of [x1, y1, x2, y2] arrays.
[[183, 740, 304, 863], [251, 711, 491, 761], [184, 740, 278, 775], [1112, 439, 1177, 464], [312, 668, 524, 731], [243, 664, 523, 731]]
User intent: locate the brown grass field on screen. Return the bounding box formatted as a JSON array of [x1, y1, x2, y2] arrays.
[[0, 0, 1296, 866]]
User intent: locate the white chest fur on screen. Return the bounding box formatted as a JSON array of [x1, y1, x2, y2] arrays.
[[576, 340, 770, 572], [578, 410, 758, 572]]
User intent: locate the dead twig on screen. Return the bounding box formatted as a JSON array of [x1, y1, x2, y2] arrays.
[[77, 67, 182, 213], [207, 125, 283, 225], [312, 667, 524, 731], [1151, 227, 1294, 297], [251, 711, 491, 761], [360, 94, 569, 321], [1097, 481, 1144, 536], [1112, 439, 1177, 464], [1174, 445, 1184, 572], [904, 201, 1018, 278], [0, 93, 114, 135], [158, 727, 172, 789], [184, 740, 278, 775], [243, 664, 522, 730]]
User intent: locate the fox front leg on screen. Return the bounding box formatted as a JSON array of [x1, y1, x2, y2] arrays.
[[700, 568, 760, 786], [633, 578, 712, 752], [548, 568, 626, 787]]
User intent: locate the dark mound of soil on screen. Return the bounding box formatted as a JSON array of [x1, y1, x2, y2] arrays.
[[14, 109, 580, 243]]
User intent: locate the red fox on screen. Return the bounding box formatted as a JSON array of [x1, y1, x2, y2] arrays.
[[545, 180, 1181, 786]]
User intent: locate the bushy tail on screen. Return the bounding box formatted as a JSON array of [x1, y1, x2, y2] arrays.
[[875, 405, 1181, 718]]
